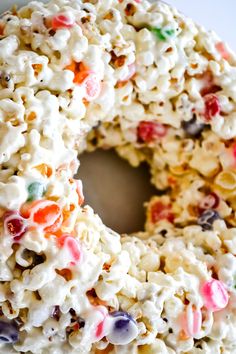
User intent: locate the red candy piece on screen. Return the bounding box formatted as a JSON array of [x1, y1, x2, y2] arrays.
[[201, 279, 229, 312], [137, 121, 167, 143], [181, 305, 202, 338], [52, 13, 75, 30], [199, 192, 220, 211], [3, 211, 27, 240], [204, 94, 220, 121], [83, 73, 101, 101], [150, 201, 174, 224], [215, 42, 230, 60], [58, 235, 82, 266]]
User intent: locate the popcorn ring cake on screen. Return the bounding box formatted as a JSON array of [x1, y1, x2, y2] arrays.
[[0, 0, 236, 353]]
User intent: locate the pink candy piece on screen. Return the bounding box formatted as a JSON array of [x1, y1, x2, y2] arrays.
[[52, 13, 75, 30], [181, 305, 202, 338], [215, 42, 230, 60], [94, 306, 109, 341], [138, 121, 167, 143], [119, 63, 136, 82], [82, 73, 101, 101], [201, 279, 229, 312], [58, 235, 82, 266], [232, 143, 236, 161]]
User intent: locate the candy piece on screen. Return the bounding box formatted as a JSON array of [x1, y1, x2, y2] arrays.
[[119, 63, 136, 82], [215, 42, 230, 60], [57, 235, 82, 266], [197, 209, 220, 230], [204, 94, 220, 121], [182, 116, 206, 137], [65, 61, 101, 100], [82, 73, 101, 101], [107, 311, 138, 345], [65, 61, 76, 73], [137, 121, 167, 143], [181, 305, 202, 338], [52, 13, 75, 30], [201, 279, 229, 312], [199, 192, 220, 211], [0, 320, 19, 343], [44, 213, 63, 233], [74, 70, 90, 85], [34, 164, 52, 178], [96, 318, 105, 339], [90, 306, 109, 341], [3, 211, 27, 240], [150, 201, 174, 224], [151, 27, 175, 41], [27, 182, 45, 202], [65, 61, 90, 84], [28, 200, 61, 231]]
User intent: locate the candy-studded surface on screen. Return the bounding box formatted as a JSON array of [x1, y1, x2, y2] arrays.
[[0, 0, 236, 353]]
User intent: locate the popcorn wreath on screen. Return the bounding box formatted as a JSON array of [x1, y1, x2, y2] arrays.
[[0, 0, 236, 353]]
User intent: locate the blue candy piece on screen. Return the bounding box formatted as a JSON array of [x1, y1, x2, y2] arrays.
[[107, 311, 138, 345], [182, 116, 206, 137], [0, 320, 19, 343], [198, 209, 220, 231], [110, 311, 134, 321]]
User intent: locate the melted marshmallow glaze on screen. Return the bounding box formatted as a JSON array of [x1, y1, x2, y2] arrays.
[[0, 0, 236, 353]]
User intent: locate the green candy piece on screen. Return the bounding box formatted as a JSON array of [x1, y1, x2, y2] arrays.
[[151, 27, 175, 41], [27, 182, 45, 201]]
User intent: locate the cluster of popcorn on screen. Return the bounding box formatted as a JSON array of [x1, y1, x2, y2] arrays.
[[0, 0, 236, 353]]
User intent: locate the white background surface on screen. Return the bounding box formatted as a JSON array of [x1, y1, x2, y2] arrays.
[[168, 0, 236, 51], [1, 0, 236, 51]]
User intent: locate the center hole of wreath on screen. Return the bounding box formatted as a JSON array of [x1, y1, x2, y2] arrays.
[[76, 149, 157, 234]]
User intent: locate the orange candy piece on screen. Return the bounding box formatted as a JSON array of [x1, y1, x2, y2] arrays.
[[33, 203, 59, 224], [34, 164, 53, 178], [65, 61, 76, 72], [22, 200, 62, 232], [65, 61, 91, 84], [74, 70, 90, 85]]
